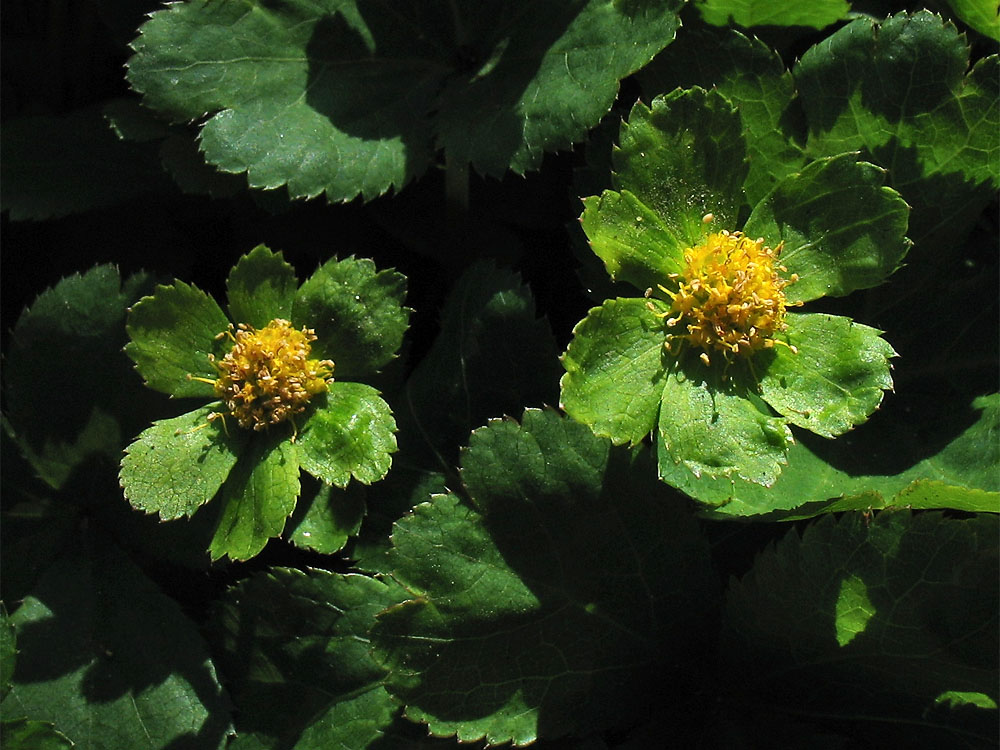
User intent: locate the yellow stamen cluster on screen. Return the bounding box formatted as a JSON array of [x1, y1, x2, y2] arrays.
[[650, 230, 798, 365], [207, 319, 334, 431]]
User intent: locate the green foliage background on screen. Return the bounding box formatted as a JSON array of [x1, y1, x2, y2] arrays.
[[1, 1, 997, 748]]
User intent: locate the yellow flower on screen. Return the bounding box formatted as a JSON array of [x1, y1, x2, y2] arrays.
[[650, 230, 799, 365], [198, 318, 334, 431]]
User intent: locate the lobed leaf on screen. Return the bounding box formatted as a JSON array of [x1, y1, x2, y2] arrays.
[[0, 104, 176, 221], [209, 432, 300, 562], [745, 153, 911, 303], [0, 719, 73, 749], [657, 365, 792, 486], [293, 256, 408, 380], [286, 479, 366, 555], [120, 404, 249, 521], [127, 0, 683, 201], [559, 297, 669, 447], [638, 27, 807, 204], [125, 281, 232, 398], [694, 0, 850, 29], [225, 245, 298, 329], [296, 383, 397, 488], [759, 313, 896, 438], [5, 266, 158, 489], [613, 88, 747, 247], [0, 604, 14, 702], [723, 511, 999, 746], [373, 409, 717, 745], [210, 568, 408, 748], [0, 535, 231, 749], [794, 11, 999, 250], [665, 393, 1000, 517], [399, 261, 560, 470]]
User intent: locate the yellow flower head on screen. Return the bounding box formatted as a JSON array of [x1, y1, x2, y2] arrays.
[[653, 230, 798, 365], [209, 318, 334, 431]]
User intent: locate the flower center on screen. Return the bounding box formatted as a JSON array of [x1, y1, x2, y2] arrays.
[[210, 318, 334, 431], [653, 230, 797, 365]]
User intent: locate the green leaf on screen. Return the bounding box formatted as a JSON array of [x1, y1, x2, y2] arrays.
[[209, 432, 300, 561], [613, 89, 746, 247], [226, 245, 298, 329], [0, 104, 175, 221], [745, 153, 911, 303], [286, 479, 366, 555], [722, 512, 999, 747], [694, 0, 850, 29], [580, 190, 686, 292], [210, 568, 407, 748], [667, 393, 1000, 517], [638, 28, 807, 204], [1, 604, 14, 702], [5, 266, 159, 489], [657, 365, 792, 486], [795, 11, 999, 250], [373, 409, 717, 745], [399, 262, 560, 469], [127, 0, 682, 201], [293, 257, 408, 380], [434, 0, 685, 177], [296, 383, 397, 488], [125, 280, 232, 397], [560, 297, 669, 447], [0, 719, 73, 750], [0, 534, 231, 749], [944, 0, 1000, 40], [120, 404, 248, 521], [758, 313, 896, 438]]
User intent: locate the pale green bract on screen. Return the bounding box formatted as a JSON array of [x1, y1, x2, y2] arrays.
[[560, 87, 910, 490], [119, 246, 408, 561]]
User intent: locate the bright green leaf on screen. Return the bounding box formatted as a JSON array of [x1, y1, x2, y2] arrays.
[[795, 11, 999, 250], [944, 0, 1000, 40], [399, 262, 560, 470], [560, 297, 670, 447], [120, 404, 248, 520], [0, 719, 73, 750], [0, 535, 231, 749], [638, 27, 808, 204], [374, 409, 718, 745], [127, 0, 683, 200], [745, 153, 911, 303], [210, 568, 407, 748], [209, 432, 300, 561], [759, 313, 896, 437], [657, 365, 792, 486], [5, 266, 158, 489], [694, 0, 850, 29], [293, 256, 408, 380], [613, 89, 746, 247], [580, 190, 686, 292], [668, 393, 1000, 517], [723, 512, 999, 747], [296, 384, 397, 488], [0, 604, 14, 702], [286, 479, 366, 555], [226, 245, 298, 329], [125, 280, 232, 397]]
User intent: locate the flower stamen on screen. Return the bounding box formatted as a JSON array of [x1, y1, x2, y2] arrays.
[[650, 230, 800, 363], [193, 318, 334, 432]]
